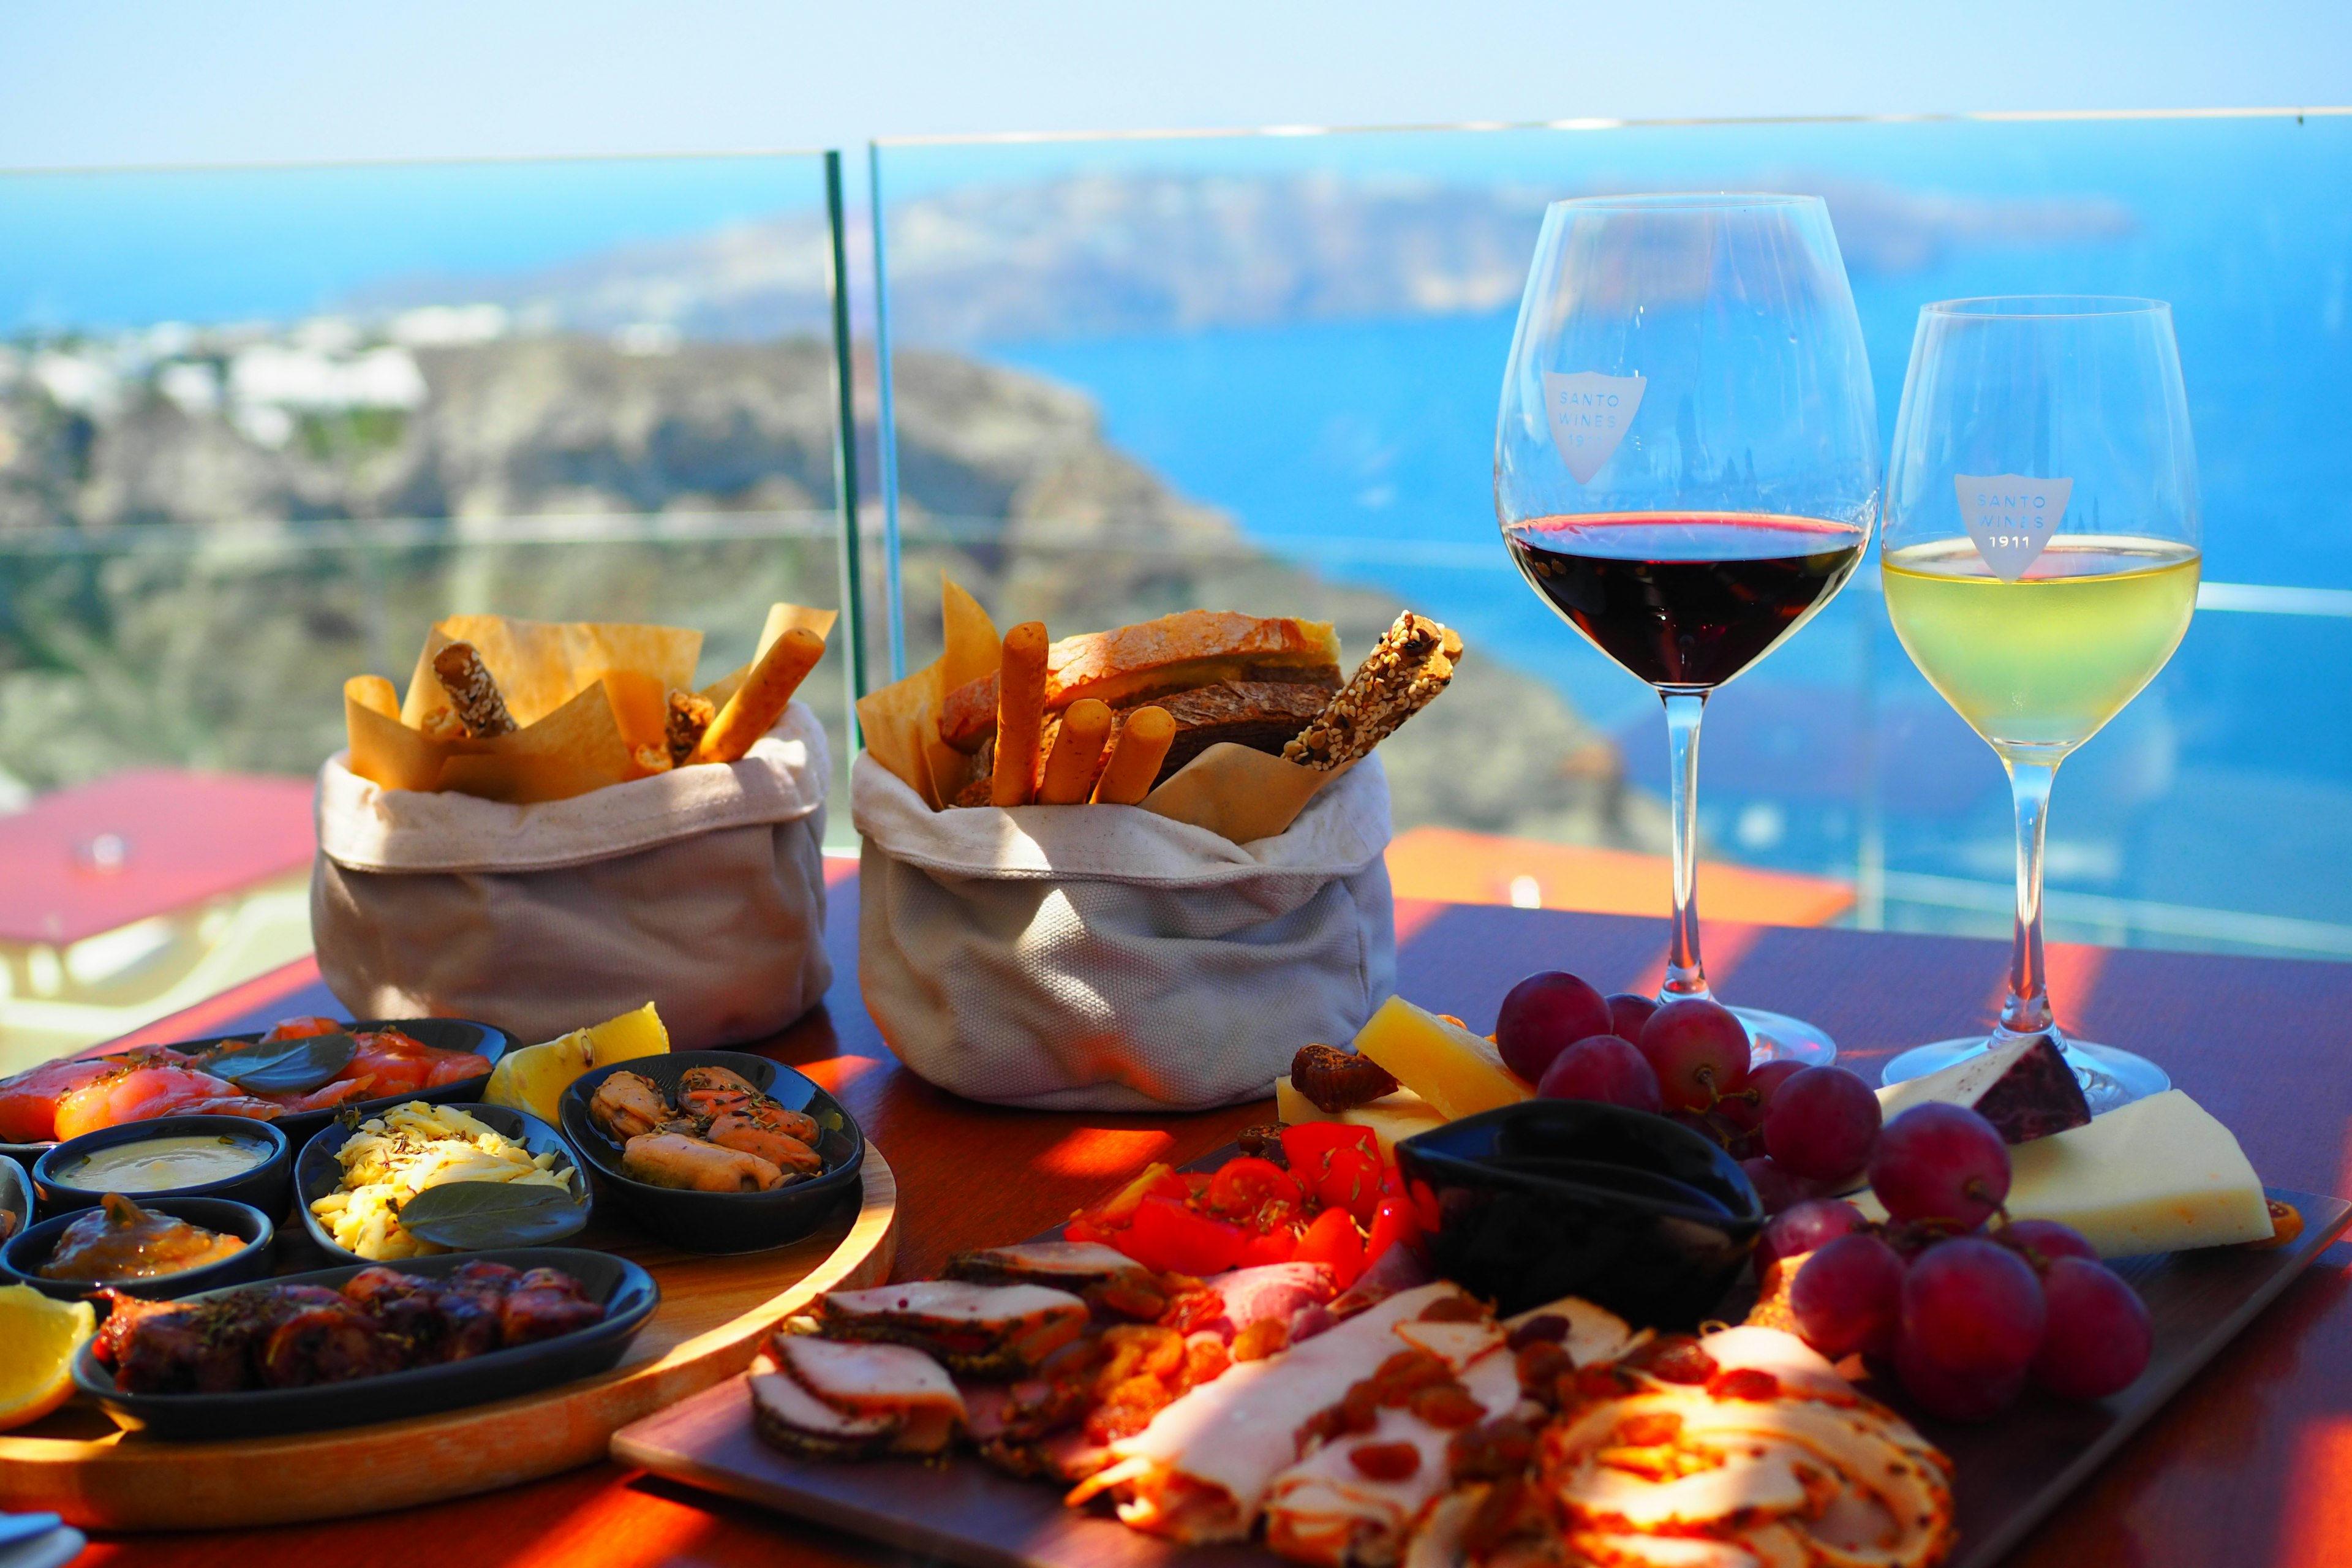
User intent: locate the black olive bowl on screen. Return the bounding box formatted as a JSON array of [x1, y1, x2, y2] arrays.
[[1, 1197, 276, 1304], [0, 1018, 514, 1170], [296, 1102, 592, 1264], [34, 1116, 291, 1218], [1396, 1098, 1765, 1329], [69, 1246, 659, 1439], [0, 1158, 29, 1246], [558, 1050, 865, 1255]]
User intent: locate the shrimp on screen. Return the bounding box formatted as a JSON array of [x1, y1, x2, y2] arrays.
[[53, 1065, 284, 1140]]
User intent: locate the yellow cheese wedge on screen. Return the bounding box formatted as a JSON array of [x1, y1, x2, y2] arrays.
[[1855, 1088, 2271, 1257], [1273, 1078, 1450, 1157], [1350, 997, 1533, 1123]]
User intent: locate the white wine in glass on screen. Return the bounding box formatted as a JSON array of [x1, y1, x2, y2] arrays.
[[1879, 298, 2200, 1110]]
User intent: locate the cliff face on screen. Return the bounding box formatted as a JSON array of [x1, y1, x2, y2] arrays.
[[0, 333, 1662, 853]]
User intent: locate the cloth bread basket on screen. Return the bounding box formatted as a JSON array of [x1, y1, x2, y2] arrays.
[[311, 701, 833, 1050], [852, 748, 1398, 1111]]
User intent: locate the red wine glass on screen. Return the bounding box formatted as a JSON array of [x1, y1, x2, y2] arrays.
[[1494, 194, 1880, 1065]]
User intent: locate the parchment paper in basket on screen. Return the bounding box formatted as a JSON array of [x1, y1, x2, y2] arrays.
[[345, 603, 836, 805], [854, 576, 1346, 844]]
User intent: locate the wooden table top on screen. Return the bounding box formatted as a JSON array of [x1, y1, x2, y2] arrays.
[[65, 878, 2352, 1568]]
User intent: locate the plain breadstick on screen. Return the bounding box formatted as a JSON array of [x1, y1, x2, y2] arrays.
[[1038, 698, 1112, 804], [991, 622, 1049, 806], [1091, 705, 1175, 805], [693, 626, 826, 764]]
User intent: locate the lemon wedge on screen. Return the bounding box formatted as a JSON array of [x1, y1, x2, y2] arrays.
[[0, 1284, 96, 1431], [483, 1002, 671, 1125]]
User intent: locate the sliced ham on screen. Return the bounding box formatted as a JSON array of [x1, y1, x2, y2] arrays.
[[1168, 1262, 1337, 1343], [748, 1359, 908, 1461], [774, 1332, 965, 1454]]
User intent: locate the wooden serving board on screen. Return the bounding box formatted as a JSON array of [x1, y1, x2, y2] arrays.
[[0, 1146, 899, 1531], [613, 1185, 2347, 1568]]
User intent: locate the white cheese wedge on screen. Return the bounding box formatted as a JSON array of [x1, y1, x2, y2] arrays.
[[1272, 1078, 1449, 1156], [1855, 1088, 2271, 1257]]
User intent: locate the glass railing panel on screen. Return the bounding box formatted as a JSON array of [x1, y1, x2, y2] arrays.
[[0, 151, 854, 1065], [869, 111, 2352, 960]]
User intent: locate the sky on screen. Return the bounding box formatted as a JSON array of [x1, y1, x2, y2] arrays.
[[1, 0, 2348, 167]]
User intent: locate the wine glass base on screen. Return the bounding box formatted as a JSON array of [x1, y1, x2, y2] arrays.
[[1879, 1035, 2169, 1114], [1730, 1006, 1837, 1069]]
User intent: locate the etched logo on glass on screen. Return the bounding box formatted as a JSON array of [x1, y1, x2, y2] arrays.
[[1955, 475, 2072, 581], [1542, 371, 1645, 484]]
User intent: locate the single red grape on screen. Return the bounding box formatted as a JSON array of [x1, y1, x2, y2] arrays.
[[1762, 1066, 1882, 1182], [1868, 1102, 2011, 1227], [1745, 1059, 1806, 1108], [1895, 1332, 2025, 1422], [1604, 992, 1659, 1041], [1741, 1155, 1817, 1215], [2031, 1257, 2152, 1400], [1638, 998, 1750, 1110], [1997, 1219, 2100, 1271], [1789, 1232, 1905, 1359], [1900, 1237, 2046, 1379], [1495, 971, 1614, 1084], [1535, 1035, 1662, 1114], [1760, 1197, 1870, 1267]]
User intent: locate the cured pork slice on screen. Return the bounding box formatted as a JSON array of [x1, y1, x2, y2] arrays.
[[1066, 1281, 1471, 1544], [770, 1334, 965, 1455], [1166, 1262, 1338, 1343], [749, 1356, 910, 1460], [1262, 1338, 1520, 1567], [818, 1280, 1090, 1377], [944, 1240, 1159, 1295]]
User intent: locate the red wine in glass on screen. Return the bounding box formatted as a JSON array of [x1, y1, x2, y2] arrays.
[[1504, 513, 1868, 689]]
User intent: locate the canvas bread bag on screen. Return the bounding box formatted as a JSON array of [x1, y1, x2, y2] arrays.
[[312, 701, 833, 1050], [854, 748, 1397, 1112]]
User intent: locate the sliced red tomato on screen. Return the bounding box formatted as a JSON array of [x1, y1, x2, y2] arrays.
[[1237, 1226, 1301, 1267], [1204, 1156, 1303, 1218], [1281, 1122, 1379, 1180], [1314, 1145, 1384, 1227], [1363, 1194, 1422, 1268], [1121, 1196, 1246, 1276], [1294, 1205, 1365, 1289]]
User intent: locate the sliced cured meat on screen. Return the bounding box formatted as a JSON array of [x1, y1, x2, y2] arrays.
[[945, 1240, 1159, 1295], [774, 1333, 963, 1455], [818, 1280, 1090, 1377], [1163, 1262, 1338, 1343], [750, 1357, 908, 1461]]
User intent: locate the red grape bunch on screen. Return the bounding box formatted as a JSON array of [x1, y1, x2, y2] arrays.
[[1499, 971, 1884, 1206], [1774, 1103, 2153, 1421]]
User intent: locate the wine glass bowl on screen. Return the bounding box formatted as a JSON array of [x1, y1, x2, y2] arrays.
[[1496, 194, 1881, 1066], [1877, 297, 2200, 1110]]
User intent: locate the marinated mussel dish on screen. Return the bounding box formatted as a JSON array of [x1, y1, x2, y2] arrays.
[[589, 1066, 827, 1193]]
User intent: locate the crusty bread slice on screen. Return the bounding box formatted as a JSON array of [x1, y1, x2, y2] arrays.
[[938, 612, 1340, 753]]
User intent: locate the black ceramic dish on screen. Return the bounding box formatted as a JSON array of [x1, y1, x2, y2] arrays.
[[1396, 1099, 1765, 1327], [296, 1102, 592, 1264], [559, 1050, 865, 1255], [34, 1115, 291, 1218], [0, 1158, 29, 1248], [1, 1197, 275, 1304], [0, 1017, 515, 1169], [69, 1245, 659, 1439]]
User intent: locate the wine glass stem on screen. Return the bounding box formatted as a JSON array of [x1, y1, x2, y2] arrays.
[[1662, 690, 1710, 1001], [1999, 756, 2060, 1038]]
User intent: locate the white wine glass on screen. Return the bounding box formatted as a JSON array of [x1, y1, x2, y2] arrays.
[[1496, 194, 1880, 1065], [1878, 296, 2200, 1110]]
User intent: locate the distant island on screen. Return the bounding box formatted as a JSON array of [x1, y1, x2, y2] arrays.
[[342, 171, 2136, 347], [0, 325, 1664, 853]]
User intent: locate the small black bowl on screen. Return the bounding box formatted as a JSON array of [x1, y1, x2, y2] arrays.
[[1396, 1099, 1764, 1328], [0, 1158, 29, 1246], [70, 1245, 659, 1439], [296, 1102, 592, 1264], [559, 1050, 864, 1255], [2, 1197, 276, 1303], [0, 1018, 513, 1170], [35, 1116, 291, 1218]]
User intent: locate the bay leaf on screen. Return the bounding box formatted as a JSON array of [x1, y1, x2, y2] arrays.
[[398, 1179, 584, 1251], [203, 1032, 357, 1095]]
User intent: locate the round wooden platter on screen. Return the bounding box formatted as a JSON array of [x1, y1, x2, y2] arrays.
[[0, 1145, 899, 1532]]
